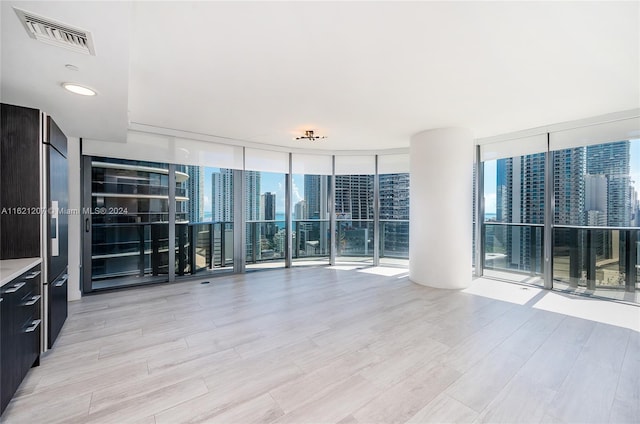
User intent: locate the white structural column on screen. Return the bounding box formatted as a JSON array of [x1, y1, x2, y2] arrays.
[[410, 128, 474, 289]]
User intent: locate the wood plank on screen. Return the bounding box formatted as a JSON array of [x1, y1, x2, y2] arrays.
[[1, 267, 638, 424]]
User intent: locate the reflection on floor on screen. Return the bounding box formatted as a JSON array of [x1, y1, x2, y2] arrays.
[[3, 266, 638, 423], [482, 269, 640, 304]]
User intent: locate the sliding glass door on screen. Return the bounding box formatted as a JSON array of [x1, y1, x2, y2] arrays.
[[84, 157, 172, 290]]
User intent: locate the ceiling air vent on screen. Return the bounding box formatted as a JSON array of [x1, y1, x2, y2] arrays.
[[14, 7, 96, 55]]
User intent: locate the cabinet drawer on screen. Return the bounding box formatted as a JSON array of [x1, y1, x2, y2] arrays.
[[1, 263, 41, 415]]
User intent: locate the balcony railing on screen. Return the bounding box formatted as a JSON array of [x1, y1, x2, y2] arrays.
[[483, 222, 544, 275], [293, 220, 330, 259], [246, 220, 286, 263], [380, 220, 409, 259], [92, 221, 234, 281], [483, 222, 639, 293], [553, 225, 639, 292], [335, 219, 373, 257]]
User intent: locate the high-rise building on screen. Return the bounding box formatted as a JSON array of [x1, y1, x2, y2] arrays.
[[245, 171, 261, 221], [212, 169, 234, 222], [379, 173, 410, 220], [554, 147, 586, 226], [304, 175, 329, 219], [496, 159, 510, 223], [334, 175, 373, 220], [186, 166, 204, 223], [630, 185, 639, 226], [586, 141, 631, 226], [262, 192, 276, 221], [379, 173, 410, 255], [495, 153, 545, 271], [294, 200, 307, 220], [584, 174, 608, 222]]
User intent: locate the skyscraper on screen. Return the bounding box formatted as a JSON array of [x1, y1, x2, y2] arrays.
[[186, 165, 204, 222], [304, 175, 329, 220], [262, 192, 276, 220], [294, 200, 307, 220], [245, 171, 261, 221], [334, 175, 373, 220], [586, 141, 631, 226], [494, 153, 545, 271], [212, 169, 234, 222], [379, 173, 410, 255], [379, 173, 410, 220], [584, 174, 607, 225], [554, 147, 586, 226]]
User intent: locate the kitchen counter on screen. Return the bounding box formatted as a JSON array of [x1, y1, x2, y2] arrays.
[[0, 257, 41, 287]]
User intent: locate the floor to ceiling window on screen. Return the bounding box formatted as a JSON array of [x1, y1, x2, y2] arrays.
[[175, 165, 235, 278], [480, 135, 548, 286], [81, 140, 412, 290], [291, 173, 330, 265], [377, 154, 410, 268], [244, 170, 287, 269], [334, 156, 375, 264], [483, 154, 545, 283], [552, 139, 639, 302], [244, 149, 290, 271], [290, 154, 334, 266], [477, 119, 639, 304]]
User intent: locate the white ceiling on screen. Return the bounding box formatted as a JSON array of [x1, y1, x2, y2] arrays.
[[2, 1, 639, 151]]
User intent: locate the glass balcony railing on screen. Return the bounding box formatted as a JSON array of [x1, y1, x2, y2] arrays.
[[176, 222, 234, 276], [293, 220, 330, 259], [483, 222, 544, 276], [336, 220, 374, 258], [92, 222, 234, 283], [380, 220, 409, 259], [246, 220, 286, 264], [553, 226, 639, 292]]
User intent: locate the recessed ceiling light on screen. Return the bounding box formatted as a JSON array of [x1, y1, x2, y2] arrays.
[[62, 83, 96, 96]]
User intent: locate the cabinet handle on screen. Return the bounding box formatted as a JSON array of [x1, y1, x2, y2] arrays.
[[24, 295, 41, 306], [25, 271, 41, 279], [55, 275, 68, 287], [25, 319, 41, 333], [5, 282, 26, 293]]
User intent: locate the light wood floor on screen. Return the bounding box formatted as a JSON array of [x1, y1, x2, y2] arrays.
[[3, 266, 639, 423]]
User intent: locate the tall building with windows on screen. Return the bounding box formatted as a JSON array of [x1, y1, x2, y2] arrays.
[[586, 141, 631, 226], [294, 200, 307, 220], [495, 153, 545, 271], [245, 171, 261, 221], [304, 175, 329, 219], [496, 159, 510, 223], [186, 166, 204, 223], [379, 173, 410, 255], [212, 169, 234, 222], [334, 175, 373, 220], [379, 173, 410, 220], [554, 148, 586, 226], [262, 192, 276, 221]]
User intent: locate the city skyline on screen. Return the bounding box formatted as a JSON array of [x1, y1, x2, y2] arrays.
[[484, 139, 640, 217]]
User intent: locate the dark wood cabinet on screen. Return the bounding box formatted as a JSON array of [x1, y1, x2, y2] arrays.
[[0, 264, 41, 415], [0, 102, 68, 415], [0, 104, 41, 259]]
